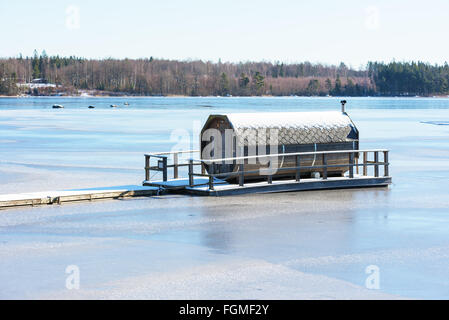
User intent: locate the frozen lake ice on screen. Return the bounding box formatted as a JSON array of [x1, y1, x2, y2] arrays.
[[1, 96, 449, 299]]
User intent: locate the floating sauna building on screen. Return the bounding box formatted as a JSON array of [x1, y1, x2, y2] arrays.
[[200, 110, 359, 181]]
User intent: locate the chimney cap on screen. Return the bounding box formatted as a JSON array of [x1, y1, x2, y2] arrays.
[[340, 100, 347, 113]]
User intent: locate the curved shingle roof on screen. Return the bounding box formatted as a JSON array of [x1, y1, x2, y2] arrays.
[[204, 111, 357, 146]]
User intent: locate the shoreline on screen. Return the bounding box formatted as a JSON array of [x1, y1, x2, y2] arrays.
[[1, 95, 449, 99]]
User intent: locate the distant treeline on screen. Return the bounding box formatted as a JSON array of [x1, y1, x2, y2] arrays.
[[1, 50, 449, 97]]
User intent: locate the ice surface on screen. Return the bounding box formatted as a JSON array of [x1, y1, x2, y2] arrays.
[[1, 97, 449, 299]]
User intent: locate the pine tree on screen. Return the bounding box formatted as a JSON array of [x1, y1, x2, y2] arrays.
[[32, 50, 40, 79], [219, 72, 229, 96], [325, 78, 332, 93], [333, 75, 342, 95], [239, 73, 249, 88], [252, 72, 265, 95], [344, 78, 355, 96], [307, 79, 320, 95]]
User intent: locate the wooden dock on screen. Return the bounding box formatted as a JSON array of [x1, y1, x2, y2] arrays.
[[144, 175, 391, 196], [143, 148, 392, 196], [0, 149, 392, 209], [0, 185, 160, 209]]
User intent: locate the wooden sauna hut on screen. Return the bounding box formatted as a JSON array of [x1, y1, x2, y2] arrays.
[[200, 108, 359, 182]]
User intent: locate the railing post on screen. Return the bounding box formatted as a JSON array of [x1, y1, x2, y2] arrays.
[[201, 162, 206, 175], [374, 152, 379, 177], [162, 157, 168, 182], [266, 159, 272, 184], [239, 163, 244, 187], [295, 155, 300, 182], [322, 154, 328, 180], [349, 152, 354, 178], [384, 151, 389, 177], [145, 155, 150, 181], [188, 159, 194, 187], [363, 152, 367, 176], [208, 163, 214, 190], [173, 153, 179, 179]]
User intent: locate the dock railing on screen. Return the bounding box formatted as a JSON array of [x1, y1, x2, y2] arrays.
[[144, 150, 202, 182], [145, 149, 389, 191]]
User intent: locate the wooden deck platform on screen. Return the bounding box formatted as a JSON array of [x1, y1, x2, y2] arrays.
[[144, 175, 392, 196], [143, 177, 227, 189], [0, 185, 160, 209], [0, 148, 392, 209], [0, 176, 391, 210]]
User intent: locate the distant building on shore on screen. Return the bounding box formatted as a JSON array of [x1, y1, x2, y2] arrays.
[[30, 78, 48, 84], [17, 78, 57, 89]]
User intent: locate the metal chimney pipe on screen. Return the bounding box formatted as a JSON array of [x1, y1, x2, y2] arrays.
[[341, 100, 347, 113]]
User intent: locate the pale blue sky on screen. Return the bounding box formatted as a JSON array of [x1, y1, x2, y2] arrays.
[[1, 0, 448, 68]]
